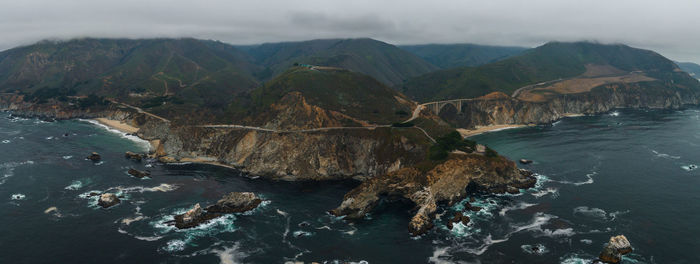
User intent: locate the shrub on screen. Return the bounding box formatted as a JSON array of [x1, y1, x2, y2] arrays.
[[485, 147, 499, 158]]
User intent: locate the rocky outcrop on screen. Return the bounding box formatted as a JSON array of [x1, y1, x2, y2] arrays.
[[125, 151, 145, 161], [440, 82, 700, 128], [598, 235, 632, 263], [330, 153, 536, 236], [86, 152, 101, 162], [206, 192, 262, 214], [171, 192, 263, 229], [98, 193, 120, 208], [127, 168, 150, 179]]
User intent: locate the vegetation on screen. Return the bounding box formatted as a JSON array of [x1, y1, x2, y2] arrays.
[[401, 41, 685, 102], [399, 44, 526, 69], [428, 131, 479, 161], [237, 38, 438, 86]]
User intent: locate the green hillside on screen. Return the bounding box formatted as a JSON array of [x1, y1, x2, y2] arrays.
[[0, 38, 261, 121], [238, 38, 439, 86], [399, 44, 527, 68], [400, 42, 696, 101], [227, 66, 415, 126]]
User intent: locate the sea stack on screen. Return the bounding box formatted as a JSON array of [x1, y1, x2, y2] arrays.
[[86, 152, 101, 161], [124, 151, 144, 161], [127, 168, 151, 178], [98, 193, 120, 208], [206, 192, 263, 213], [598, 235, 632, 263]]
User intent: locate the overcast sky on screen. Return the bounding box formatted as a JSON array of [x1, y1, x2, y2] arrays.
[[1, 0, 699, 62]]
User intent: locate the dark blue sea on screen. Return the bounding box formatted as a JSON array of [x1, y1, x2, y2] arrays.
[[1, 108, 699, 263]]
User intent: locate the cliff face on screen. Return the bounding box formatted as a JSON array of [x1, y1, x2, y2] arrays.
[[440, 83, 700, 128], [330, 154, 536, 235], [1, 95, 429, 181]]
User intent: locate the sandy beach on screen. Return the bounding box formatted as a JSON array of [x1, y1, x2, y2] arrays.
[[94, 118, 139, 134], [457, 124, 526, 138]]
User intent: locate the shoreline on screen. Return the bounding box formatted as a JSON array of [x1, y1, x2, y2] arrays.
[[457, 125, 527, 138], [90, 118, 155, 153]]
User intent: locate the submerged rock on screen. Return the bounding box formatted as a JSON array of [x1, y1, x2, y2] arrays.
[[206, 192, 263, 214], [86, 152, 101, 161], [446, 212, 470, 230], [124, 151, 145, 161], [519, 159, 533, 164], [98, 193, 120, 208], [127, 168, 150, 178], [598, 235, 632, 263]]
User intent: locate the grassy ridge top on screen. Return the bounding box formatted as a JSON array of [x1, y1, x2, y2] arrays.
[[239, 38, 439, 86], [228, 66, 415, 125], [400, 42, 691, 102]]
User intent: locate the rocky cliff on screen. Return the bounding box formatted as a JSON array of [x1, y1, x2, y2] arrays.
[[330, 153, 536, 235], [0, 94, 430, 181], [439, 82, 700, 128]]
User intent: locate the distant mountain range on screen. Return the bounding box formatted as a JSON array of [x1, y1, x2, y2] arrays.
[[399, 44, 527, 69], [677, 61, 700, 79]]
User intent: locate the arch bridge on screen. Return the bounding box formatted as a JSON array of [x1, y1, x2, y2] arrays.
[[422, 99, 472, 115]]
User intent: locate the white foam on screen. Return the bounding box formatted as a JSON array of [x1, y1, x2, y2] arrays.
[[64, 180, 83, 190], [651, 150, 680, 159], [573, 206, 607, 220], [557, 172, 596, 186], [559, 253, 594, 264], [0, 160, 35, 185], [609, 111, 620, 117], [427, 247, 452, 264], [521, 244, 548, 255], [11, 193, 26, 200], [212, 243, 247, 264], [531, 187, 559, 198], [80, 119, 151, 151], [580, 239, 593, 244], [292, 230, 313, 237], [164, 239, 186, 252], [62, 155, 73, 160], [499, 202, 537, 216], [110, 183, 180, 193], [681, 164, 698, 171], [1, 139, 9, 144]]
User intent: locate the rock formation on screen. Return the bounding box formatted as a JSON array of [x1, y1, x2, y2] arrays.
[[98, 193, 120, 208], [171, 192, 263, 229], [331, 153, 536, 236], [124, 151, 144, 161], [127, 168, 150, 179], [598, 235, 632, 263], [86, 152, 101, 162], [206, 192, 263, 214]]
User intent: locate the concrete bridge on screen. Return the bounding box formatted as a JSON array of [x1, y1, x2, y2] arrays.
[[422, 99, 473, 115]]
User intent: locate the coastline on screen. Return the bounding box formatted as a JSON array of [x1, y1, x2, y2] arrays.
[[89, 118, 154, 152], [457, 125, 527, 138]]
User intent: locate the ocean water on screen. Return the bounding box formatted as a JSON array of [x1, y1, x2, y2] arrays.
[[1, 108, 700, 263]]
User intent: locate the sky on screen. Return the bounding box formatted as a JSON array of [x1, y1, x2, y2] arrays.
[[1, 0, 699, 62]]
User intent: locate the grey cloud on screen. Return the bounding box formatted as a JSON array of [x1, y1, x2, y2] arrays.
[[0, 0, 699, 62]]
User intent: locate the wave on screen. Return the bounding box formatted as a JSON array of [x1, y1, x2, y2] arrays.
[[531, 187, 559, 198], [499, 202, 537, 216], [559, 253, 595, 264], [80, 119, 151, 151], [212, 243, 247, 264], [521, 244, 548, 255], [651, 150, 680, 159], [1, 139, 9, 144], [681, 164, 698, 171], [573, 206, 628, 222], [64, 180, 84, 190], [62, 155, 73, 160], [0, 160, 35, 185], [554, 172, 596, 186], [11, 193, 26, 200]]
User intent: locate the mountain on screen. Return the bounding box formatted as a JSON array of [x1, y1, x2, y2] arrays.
[[238, 38, 439, 86], [0, 38, 262, 121], [400, 42, 699, 102], [677, 61, 700, 79], [227, 66, 416, 129], [399, 44, 527, 68]]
